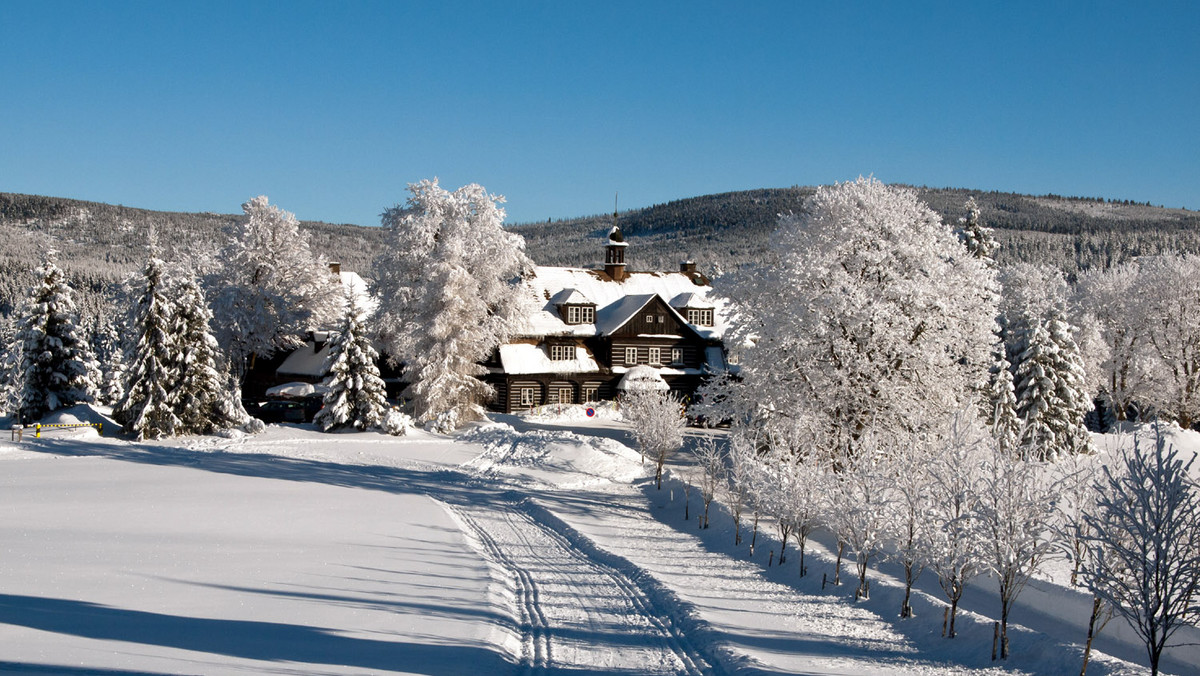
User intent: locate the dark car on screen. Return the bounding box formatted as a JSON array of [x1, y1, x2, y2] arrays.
[[251, 395, 324, 424]]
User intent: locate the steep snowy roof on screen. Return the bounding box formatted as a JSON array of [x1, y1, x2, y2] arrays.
[[514, 267, 726, 340], [278, 343, 330, 378]]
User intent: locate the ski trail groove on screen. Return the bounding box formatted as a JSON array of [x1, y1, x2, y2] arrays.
[[443, 498, 714, 675], [446, 502, 552, 672]]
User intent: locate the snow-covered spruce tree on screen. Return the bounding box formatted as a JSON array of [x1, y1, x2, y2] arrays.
[[1012, 310, 1093, 459], [0, 311, 22, 415], [114, 257, 180, 440], [955, 197, 997, 263], [1133, 254, 1200, 427], [1083, 426, 1200, 676], [315, 292, 388, 431], [374, 179, 532, 427], [923, 411, 986, 639], [91, 318, 127, 406], [621, 388, 686, 489], [983, 343, 1021, 454], [170, 272, 246, 434], [211, 196, 340, 378], [15, 252, 99, 422], [713, 177, 997, 466], [975, 440, 1060, 659]]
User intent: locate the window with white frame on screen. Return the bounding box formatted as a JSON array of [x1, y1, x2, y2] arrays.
[[686, 308, 714, 326], [520, 387, 537, 407], [565, 305, 594, 324], [645, 314, 655, 324], [549, 344, 576, 361], [551, 386, 573, 404], [648, 347, 661, 365], [671, 347, 684, 365], [625, 347, 638, 365], [582, 385, 599, 402]]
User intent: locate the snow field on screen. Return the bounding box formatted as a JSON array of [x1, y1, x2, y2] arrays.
[[1, 413, 1197, 675]]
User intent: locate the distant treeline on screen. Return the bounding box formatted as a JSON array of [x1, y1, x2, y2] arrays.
[[0, 192, 387, 320], [3, 186, 1199, 327], [513, 187, 1200, 278]]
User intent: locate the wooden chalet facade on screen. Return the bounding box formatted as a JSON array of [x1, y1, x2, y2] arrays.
[[484, 226, 728, 413]]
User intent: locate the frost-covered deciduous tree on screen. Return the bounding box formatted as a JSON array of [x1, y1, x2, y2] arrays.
[[115, 257, 180, 440], [884, 436, 936, 618], [1083, 426, 1200, 676], [621, 388, 685, 489], [827, 440, 894, 600], [924, 411, 986, 638], [714, 178, 997, 464], [315, 292, 389, 432], [690, 435, 725, 529], [1075, 263, 1150, 421], [212, 196, 340, 376], [1133, 255, 1200, 427], [374, 180, 532, 426], [975, 441, 1060, 659], [15, 252, 99, 422]]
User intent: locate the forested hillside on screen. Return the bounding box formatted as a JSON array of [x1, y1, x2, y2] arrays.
[[3, 186, 1199, 324], [0, 193, 388, 319], [514, 187, 1200, 276]]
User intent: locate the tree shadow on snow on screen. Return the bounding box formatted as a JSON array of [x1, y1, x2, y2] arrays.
[[0, 593, 514, 675]]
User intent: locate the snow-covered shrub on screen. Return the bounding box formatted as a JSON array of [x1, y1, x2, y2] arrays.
[[428, 409, 460, 435], [383, 408, 413, 436]]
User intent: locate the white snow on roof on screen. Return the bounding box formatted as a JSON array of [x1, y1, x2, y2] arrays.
[[265, 382, 330, 398], [550, 288, 594, 306], [616, 365, 670, 391], [514, 267, 725, 339], [498, 343, 600, 375], [278, 342, 331, 378], [670, 292, 714, 309]]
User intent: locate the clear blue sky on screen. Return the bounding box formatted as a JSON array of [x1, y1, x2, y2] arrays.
[[2, 1, 1197, 226]]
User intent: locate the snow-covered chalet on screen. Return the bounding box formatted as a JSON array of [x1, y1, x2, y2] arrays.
[[484, 224, 728, 412]]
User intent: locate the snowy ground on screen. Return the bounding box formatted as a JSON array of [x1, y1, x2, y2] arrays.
[[1, 407, 1197, 675]]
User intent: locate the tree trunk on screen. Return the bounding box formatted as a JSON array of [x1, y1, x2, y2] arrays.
[[855, 554, 870, 600], [1080, 595, 1102, 676], [834, 540, 845, 586], [948, 597, 959, 638], [798, 536, 808, 577], [1000, 594, 1010, 659], [750, 509, 760, 556], [901, 563, 915, 618], [733, 509, 742, 545]]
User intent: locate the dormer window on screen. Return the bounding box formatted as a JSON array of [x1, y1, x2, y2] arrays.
[[687, 308, 714, 326], [565, 305, 595, 325], [549, 344, 577, 361]]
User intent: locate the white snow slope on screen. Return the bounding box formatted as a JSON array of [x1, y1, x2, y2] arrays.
[[0, 407, 1197, 675]]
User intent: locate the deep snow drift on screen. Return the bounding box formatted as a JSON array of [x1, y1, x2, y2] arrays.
[[0, 407, 1197, 675]]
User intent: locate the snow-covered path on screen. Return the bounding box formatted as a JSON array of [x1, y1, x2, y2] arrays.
[[443, 497, 715, 675]]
